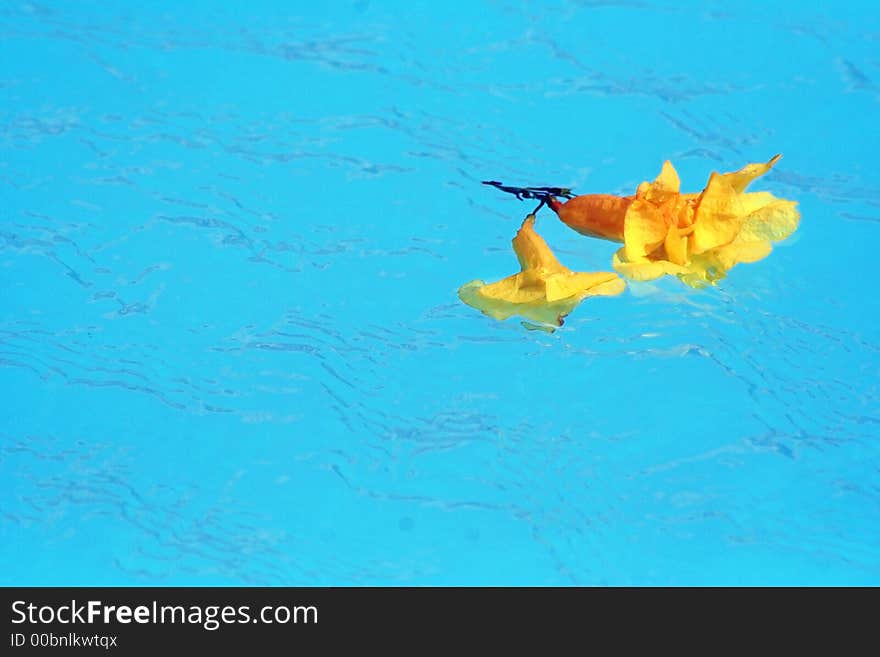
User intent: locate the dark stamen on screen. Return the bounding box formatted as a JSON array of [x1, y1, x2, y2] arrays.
[[481, 181, 574, 206]]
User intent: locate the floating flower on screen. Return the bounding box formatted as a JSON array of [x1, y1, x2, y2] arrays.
[[459, 214, 625, 329], [547, 155, 800, 287]]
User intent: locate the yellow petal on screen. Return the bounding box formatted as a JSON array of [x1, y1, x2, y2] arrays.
[[735, 199, 800, 243], [717, 153, 782, 194], [612, 248, 690, 282], [691, 173, 744, 253], [676, 242, 770, 287], [655, 160, 681, 193], [636, 160, 681, 203], [623, 199, 670, 260], [691, 155, 785, 254], [664, 225, 689, 266], [712, 241, 773, 269], [459, 215, 626, 327], [511, 213, 565, 272]]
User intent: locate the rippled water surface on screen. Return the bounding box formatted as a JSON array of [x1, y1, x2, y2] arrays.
[[2, 1, 879, 585]]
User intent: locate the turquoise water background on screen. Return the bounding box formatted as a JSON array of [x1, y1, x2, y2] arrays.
[[2, 1, 878, 585]]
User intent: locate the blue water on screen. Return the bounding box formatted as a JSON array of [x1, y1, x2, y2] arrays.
[[2, 1, 879, 586]]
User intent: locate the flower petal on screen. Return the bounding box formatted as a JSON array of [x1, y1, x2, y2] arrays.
[[612, 248, 690, 282], [664, 225, 689, 266], [460, 215, 626, 327], [735, 199, 800, 243], [636, 160, 681, 202], [623, 199, 670, 260], [716, 153, 782, 194]]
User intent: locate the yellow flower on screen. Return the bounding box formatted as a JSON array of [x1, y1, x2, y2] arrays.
[[613, 155, 800, 287], [459, 215, 625, 328]]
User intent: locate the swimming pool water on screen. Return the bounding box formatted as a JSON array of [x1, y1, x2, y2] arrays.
[[2, 0, 879, 585]]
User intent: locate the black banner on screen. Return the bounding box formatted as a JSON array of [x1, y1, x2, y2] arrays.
[[0, 587, 871, 652]]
